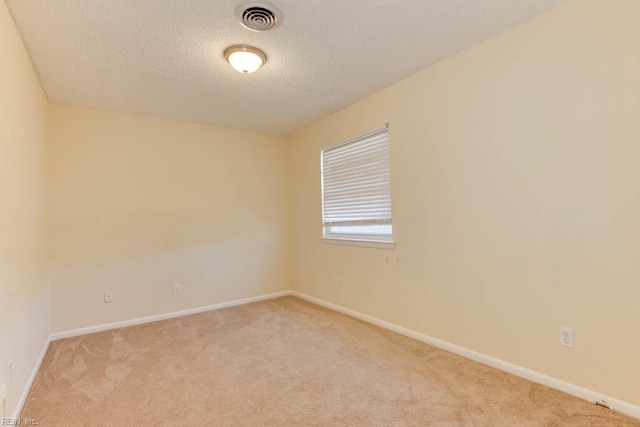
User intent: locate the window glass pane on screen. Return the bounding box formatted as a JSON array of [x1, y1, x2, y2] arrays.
[[327, 224, 392, 236]]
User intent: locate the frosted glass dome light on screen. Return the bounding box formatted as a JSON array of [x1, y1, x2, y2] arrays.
[[224, 45, 267, 74]]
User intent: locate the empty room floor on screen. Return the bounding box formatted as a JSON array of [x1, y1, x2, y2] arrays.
[[22, 297, 639, 426]]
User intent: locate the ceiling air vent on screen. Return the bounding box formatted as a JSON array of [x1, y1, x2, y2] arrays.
[[235, 1, 283, 32]]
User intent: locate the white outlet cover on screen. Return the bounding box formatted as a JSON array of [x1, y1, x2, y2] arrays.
[[104, 290, 114, 303], [173, 284, 181, 295], [560, 327, 574, 348]]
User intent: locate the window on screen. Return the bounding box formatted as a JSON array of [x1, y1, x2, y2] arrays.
[[321, 125, 395, 249]]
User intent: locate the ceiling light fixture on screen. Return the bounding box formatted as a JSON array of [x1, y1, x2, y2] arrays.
[[224, 45, 267, 74]]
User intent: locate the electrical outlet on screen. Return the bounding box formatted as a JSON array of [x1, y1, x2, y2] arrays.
[[104, 290, 114, 303], [560, 327, 574, 348], [173, 283, 181, 295], [7, 361, 12, 384], [331, 278, 338, 289]]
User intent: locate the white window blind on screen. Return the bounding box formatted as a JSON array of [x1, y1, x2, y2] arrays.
[[321, 126, 393, 243]]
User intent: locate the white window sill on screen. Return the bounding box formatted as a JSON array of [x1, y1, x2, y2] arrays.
[[321, 237, 397, 250]]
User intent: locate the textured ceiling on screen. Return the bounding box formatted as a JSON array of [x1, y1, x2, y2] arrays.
[[6, 0, 565, 134]]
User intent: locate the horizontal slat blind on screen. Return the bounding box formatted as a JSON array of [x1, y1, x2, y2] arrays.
[[321, 127, 391, 237]]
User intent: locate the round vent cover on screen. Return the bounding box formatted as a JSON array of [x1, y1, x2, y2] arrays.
[[235, 1, 283, 32]]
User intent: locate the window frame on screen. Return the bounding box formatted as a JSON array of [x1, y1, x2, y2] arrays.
[[320, 125, 396, 250]]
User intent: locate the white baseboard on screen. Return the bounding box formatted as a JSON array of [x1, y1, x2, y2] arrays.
[[12, 334, 51, 419], [51, 290, 292, 341], [292, 291, 640, 421]]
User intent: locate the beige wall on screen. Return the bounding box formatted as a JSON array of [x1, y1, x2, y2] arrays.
[[0, 0, 50, 416], [288, 0, 640, 406], [48, 104, 290, 332]]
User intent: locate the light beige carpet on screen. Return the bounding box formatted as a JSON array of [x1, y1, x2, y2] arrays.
[[23, 296, 639, 426]]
